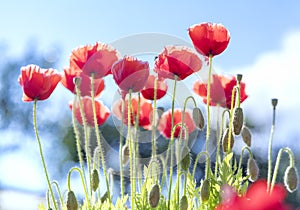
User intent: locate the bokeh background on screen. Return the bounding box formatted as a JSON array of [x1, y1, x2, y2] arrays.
[[1, 0, 300, 209]]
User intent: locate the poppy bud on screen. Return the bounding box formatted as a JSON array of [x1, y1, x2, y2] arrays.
[[179, 195, 188, 210], [232, 107, 243, 135], [122, 144, 130, 166], [192, 107, 205, 130], [73, 76, 82, 86], [200, 179, 210, 202], [66, 190, 78, 210], [284, 166, 298, 193], [148, 184, 160, 208], [222, 128, 234, 153], [92, 169, 100, 192], [181, 146, 191, 171], [241, 126, 252, 147], [247, 158, 259, 182], [236, 74, 243, 83]]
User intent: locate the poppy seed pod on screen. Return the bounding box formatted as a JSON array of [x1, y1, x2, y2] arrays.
[[222, 128, 234, 153], [232, 107, 243, 135], [181, 146, 191, 171], [247, 158, 259, 182], [66, 190, 78, 210], [92, 169, 100, 192], [148, 184, 160, 208], [241, 126, 252, 147], [179, 195, 188, 210], [284, 166, 298, 193], [192, 107, 205, 130], [200, 179, 210, 202], [122, 144, 130, 166]]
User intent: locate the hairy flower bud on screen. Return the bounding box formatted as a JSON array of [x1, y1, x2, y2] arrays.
[[181, 146, 191, 171], [66, 190, 78, 210], [222, 128, 234, 153], [122, 144, 130, 166], [247, 158, 259, 182], [241, 126, 252, 147], [148, 158, 161, 177], [148, 184, 160, 208], [200, 179, 210, 202], [232, 107, 243, 135], [192, 107, 205, 130], [179, 195, 188, 210], [92, 169, 100, 192], [284, 166, 298, 193]]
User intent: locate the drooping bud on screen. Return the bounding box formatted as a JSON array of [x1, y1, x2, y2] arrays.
[[122, 144, 130, 166], [91, 169, 100, 192], [192, 107, 205, 130], [179, 195, 188, 210], [148, 158, 161, 178], [181, 145, 191, 171], [241, 126, 252, 147], [148, 184, 160, 208], [200, 179, 210, 202], [222, 128, 234, 153], [232, 107, 243, 135], [247, 158, 259, 182], [66, 190, 78, 210], [284, 166, 298, 193]]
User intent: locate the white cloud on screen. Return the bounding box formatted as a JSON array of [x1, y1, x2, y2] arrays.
[[232, 30, 300, 149]]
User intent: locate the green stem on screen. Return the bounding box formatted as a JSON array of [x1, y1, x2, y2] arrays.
[[71, 97, 86, 182], [74, 82, 92, 197], [237, 146, 253, 172], [51, 180, 65, 207], [90, 73, 110, 200], [267, 100, 277, 192], [134, 93, 141, 192], [227, 86, 237, 153], [192, 151, 211, 179], [167, 76, 178, 210], [127, 90, 135, 210], [67, 167, 90, 208], [205, 54, 213, 152], [214, 109, 230, 177], [151, 77, 158, 159], [119, 100, 125, 199], [33, 100, 58, 210], [270, 147, 294, 192]]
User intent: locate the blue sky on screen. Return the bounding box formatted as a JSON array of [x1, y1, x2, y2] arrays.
[[1, 0, 300, 208]]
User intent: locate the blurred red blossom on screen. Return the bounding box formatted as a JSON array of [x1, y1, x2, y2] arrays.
[[112, 96, 154, 130], [141, 75, 168, 100], [18, 64, 61, 102], [158, 108, 196, 139], [215, 180, 291, 210], [193, 74, 247, 109], [69, 96, 110, 127]]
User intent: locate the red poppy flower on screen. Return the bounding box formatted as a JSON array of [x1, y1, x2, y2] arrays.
[[215, 180, 290, 210], [70, 42, 119, 78], [188, 22, 230, 57], [157, 108, 196, 139], [141, 75, 168, 100], [193, 74, 248, 109], [111, 56, 150, 96], [154, 46, 202, 80], [18, 64, 61, 102], [61, 66, 105, 97], [112, 97, 153, 130], [69, 96, 110, 127]]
